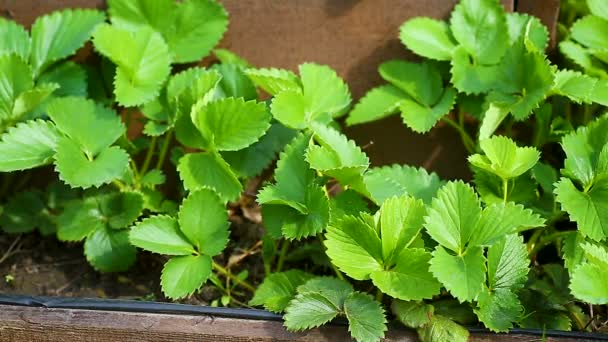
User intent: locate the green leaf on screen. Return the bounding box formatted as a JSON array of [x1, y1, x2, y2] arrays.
[[325, 216, 383, 280], [562, 232, 586, 270], [449, 0, 508, 64], [571, 15, 608, 50], [108, 0, 227, 63], [344, 292, 387, 342], [0, 54, 33, 123], [559, 40, 608, 79], [167, 67, 221, 121], [270, 89, 308, 129], [588, 0, 608, 20], [30, 9, 105, 76], [506, 13, 549, 52], [161, 254, 212, 299], [430, 246, 486, 302], [214, 49, 251, 68], [262, 185, 330, 240], [555, 177, 608, 241], [0, 120, 61, 172], [0, 191, 50, 234], [213, 63, 257, 100], [56, 197, 104, 241], [306, 122, 369, 187], [424, 181, 481, 253], [560, 117, 608, 187], [84, 226, 137, 272], [245, 67, 301, 96], [249, 270, 314, 313], [0, 18, 30, 61], [399, 17, 456, 61], [177, 151, 242, 202], [162, 0, 227, 63], [143, 121, 170, 137], [475, 289, 523, 332], [470, 202, 544, 246], [417, 315, 470, 342], [468, 135, 540, 180], [37, 61, 88, 97], [400, 87, 456, 133], [346, 84, 405, 126], [283, 292, 340, 331], [92, 24, 171, 106], [363, 164, 442, 205], [222, 123, 296, 178], [450, 46, 499, 94], [552, 69, 597, 104], [379, 196, 426, 262], [129, 215, 195, 255], [54, 138, 129, 189], [570, 254, 608, 304], [140, 169, 166, 187], [472, 167, 537, 205], [479, 103, 509, 140], [257, 133, 314, 210], [98, 191, 144, 229], [192, 97, 271, 151], [13, 83, 59, 120], [379, 61, 442, 105], [488, 45, 554, 120], [487, 234, 529, 290], [371, 248, 441, 300], [297, 277, 354, 304], [178, 189, 229, 256], [47, 97, 125, 157], [391, 300, 434, 328]]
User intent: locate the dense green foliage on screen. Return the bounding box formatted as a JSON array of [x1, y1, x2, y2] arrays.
[[0, 0, 607, 341]]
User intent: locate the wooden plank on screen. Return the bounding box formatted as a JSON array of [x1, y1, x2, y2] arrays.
[[0, 305, 597, 342]]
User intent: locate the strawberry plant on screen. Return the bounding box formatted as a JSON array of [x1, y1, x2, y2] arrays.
[[0, 0, 607, 341]]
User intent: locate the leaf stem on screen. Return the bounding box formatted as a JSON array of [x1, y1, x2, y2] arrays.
[[212, 262, 255, 293], [139, 136, 157, 177], [441, 117, 475, 154], [528, 231, 575, 257], [275, 239, 290, 273], [155, 131, 173, 170], [502, 178, 509, 203]]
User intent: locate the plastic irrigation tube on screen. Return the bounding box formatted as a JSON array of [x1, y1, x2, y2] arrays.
[[2, 294, 608, 340]]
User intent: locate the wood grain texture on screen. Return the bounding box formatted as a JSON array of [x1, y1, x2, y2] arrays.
[[0, 305, 598, 342]]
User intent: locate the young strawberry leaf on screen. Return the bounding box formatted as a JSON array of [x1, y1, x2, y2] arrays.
[[399, 17, 456, 61], [555, 178, 608, 241], [84, 226, 136, 272], [56, 197, 104, 241], [344, 292, 388, 342], [129, 215, 195, 255], [245, 67, 301, 96], [108, 0, 228, 64], [0, 120, 61, 172], [161, 254, 213, 299], [400, 87, 457, 133], [570, 243, 608, 304], [430, 246, 486, 302], [0, 54, 34, 124], [306, 122, 369, 189], [391, 300, 434, 328], [213, 63, 258, 100], [92, 24, 171, 106], [191, 97, 271, 151], [53, 138, 129, 189], [487, 234, 529, 291], [0, 190, 52, 234], [469, 202, 544, 246], [378, 196, 426, 262], [178, 189, 229, 256], [416, 314, 470, 342], [29, 9, 105, 76], [249, 270, 314, 313], [506, 13, 549, 53], [363, 164, 443, 205], [98, 191, 144, 229], [449, 0, 509, 64], [46, 97, 125, 158], [468, 135, 540, 180], [177, 151, 242, 202], [570, 15, 608, 51], [475, 289, 523, 332], [450, 46, 500, 94], [167, 67, 221, 121], [37, 61, 88, 97], [284, 292, 341, 331], [0, 18, 30, 61], [346, 84, 405, 126]]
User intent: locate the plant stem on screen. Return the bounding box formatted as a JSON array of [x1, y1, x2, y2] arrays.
[[139, 136, 157, 177], [375, 290, 384, 302], [212, 262, 255, 293], [442, 117, 475, 154], [275, 239, 290, 273], [528, 231, 575, 257], [583, 104, 592, 125], [155, 131, 173, 170], [112, 180, 126, 191], [502, 178, 509, 203], [317, 234, 345, 280]]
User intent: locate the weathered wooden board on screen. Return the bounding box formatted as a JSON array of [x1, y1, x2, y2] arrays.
[[0, 305, 598, 342]]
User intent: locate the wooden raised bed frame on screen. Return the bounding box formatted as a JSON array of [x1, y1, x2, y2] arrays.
[[0, 0, 567, 341]]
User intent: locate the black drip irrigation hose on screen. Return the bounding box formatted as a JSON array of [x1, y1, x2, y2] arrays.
[[1, 294, 608, 340]]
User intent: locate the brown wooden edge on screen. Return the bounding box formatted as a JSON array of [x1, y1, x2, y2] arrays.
[[0, 304, 600, 342]]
